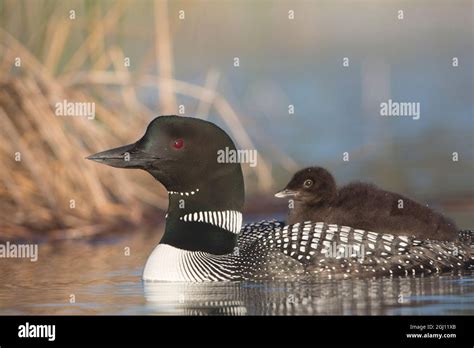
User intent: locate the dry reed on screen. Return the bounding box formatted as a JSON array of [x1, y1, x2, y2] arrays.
[[0, 0, 298, 240]]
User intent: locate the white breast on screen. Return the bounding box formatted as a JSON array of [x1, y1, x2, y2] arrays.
[[142, 244, 237, 282], [143, 244, 191, 281]]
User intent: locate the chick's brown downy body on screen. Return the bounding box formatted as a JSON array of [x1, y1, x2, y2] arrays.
[[276, 167, 458, 241]]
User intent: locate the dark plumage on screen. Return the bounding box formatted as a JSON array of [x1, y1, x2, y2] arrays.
[[276, 167, 459, 241]]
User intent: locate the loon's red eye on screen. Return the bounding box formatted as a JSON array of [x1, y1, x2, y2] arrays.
[[172, 138, 184, 149]]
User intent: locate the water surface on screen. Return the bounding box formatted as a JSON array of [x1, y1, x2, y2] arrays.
[[1, 224, 473, 315]]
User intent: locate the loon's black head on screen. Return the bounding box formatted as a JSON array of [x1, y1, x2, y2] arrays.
[[275, 166, 337, 205], [88, 115, 244, 254]]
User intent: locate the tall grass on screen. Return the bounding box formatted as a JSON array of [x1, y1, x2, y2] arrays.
[[0, 0, 298, 239]]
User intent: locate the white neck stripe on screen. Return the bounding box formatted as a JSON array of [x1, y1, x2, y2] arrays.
[[179, 210, 242, 234], [169, 188, 200, 196]]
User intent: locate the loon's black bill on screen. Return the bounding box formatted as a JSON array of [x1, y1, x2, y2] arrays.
[[274, 189, 298, 198], [86, 143, 151, 169]]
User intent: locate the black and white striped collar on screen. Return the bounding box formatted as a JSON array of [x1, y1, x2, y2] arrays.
[[179, 210, 243, 234]]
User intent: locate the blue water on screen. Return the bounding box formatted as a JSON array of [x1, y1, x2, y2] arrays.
[[0, 225, 472, 315]]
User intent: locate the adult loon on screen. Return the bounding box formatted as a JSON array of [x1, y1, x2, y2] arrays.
[[87, 116, 473, 282], [276, 166, 459, 241]]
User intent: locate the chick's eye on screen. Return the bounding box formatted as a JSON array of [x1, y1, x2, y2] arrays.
[[303, 179, 313, 188], [172, 138, 184, 150]]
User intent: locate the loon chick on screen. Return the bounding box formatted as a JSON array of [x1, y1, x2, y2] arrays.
[[276, 167, 459, 241], [87, 116, 473, 282]]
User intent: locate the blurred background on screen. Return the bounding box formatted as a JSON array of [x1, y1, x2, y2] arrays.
[[0, 0, 473, 241]]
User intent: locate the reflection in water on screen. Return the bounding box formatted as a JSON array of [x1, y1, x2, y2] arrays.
[[145, 282, 248, 315], [144, 275, 474, 315], [0, 227, 472, 315]]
